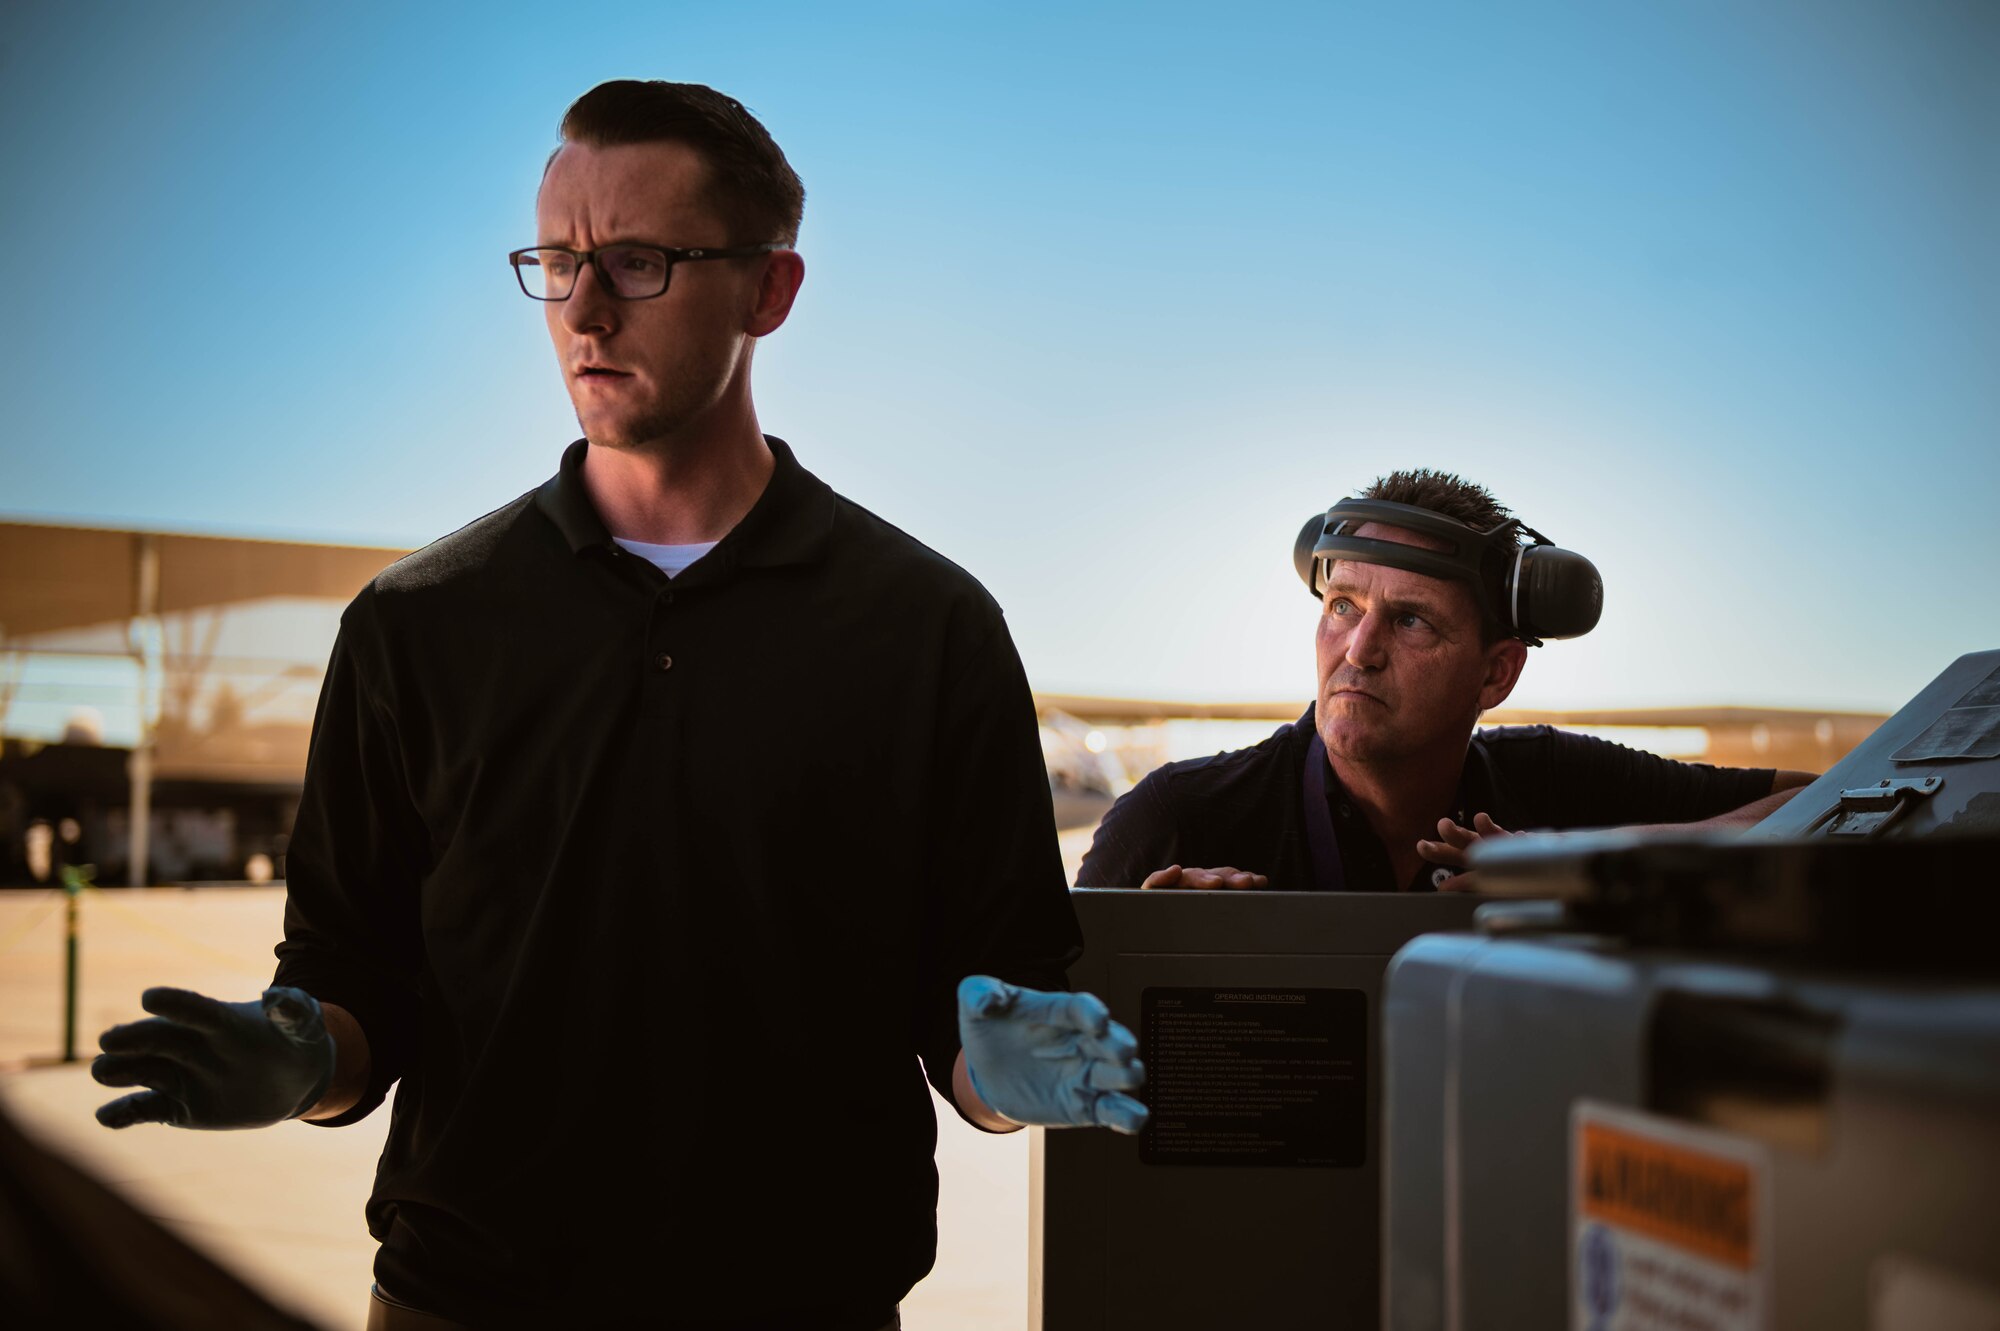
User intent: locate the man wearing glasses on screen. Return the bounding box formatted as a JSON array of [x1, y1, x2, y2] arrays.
[[91, 80, 1143, 1330]]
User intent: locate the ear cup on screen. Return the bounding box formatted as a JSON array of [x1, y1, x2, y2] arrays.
[[1511, 546, 1603, 640], [1295, 513, 1330, 597]]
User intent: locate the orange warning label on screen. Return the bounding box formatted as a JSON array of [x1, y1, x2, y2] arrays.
[[1577, 1120, 1755, 1270]]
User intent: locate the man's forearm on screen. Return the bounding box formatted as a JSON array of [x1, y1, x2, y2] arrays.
[[1693, 785, 1802, 831], [301, 1001, 372, 1122], [1631, 777, 1813, 837], [952, 1047, 1024, 1134]]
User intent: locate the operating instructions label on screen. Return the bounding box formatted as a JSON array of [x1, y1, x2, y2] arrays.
[[1139, 986, 1366, 1167]]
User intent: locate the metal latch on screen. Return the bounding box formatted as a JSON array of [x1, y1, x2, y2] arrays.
[[1807, 776, 1942, 838]]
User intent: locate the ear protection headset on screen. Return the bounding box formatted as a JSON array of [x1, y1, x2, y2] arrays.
[[1292, 498, 1603, 646]]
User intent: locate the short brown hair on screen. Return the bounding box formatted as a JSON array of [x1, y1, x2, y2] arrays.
[[1359, 469, 1514, 643], [1360, 468, 1511, 531], [554, 80, 805, 245]]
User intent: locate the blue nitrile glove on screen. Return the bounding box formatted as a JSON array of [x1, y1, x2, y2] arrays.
[[957, 975, 1149, 1134], [92, 986, 336, 1130]]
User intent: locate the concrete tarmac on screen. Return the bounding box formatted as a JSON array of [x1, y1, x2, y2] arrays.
[[0, 885, 1036, 1329]]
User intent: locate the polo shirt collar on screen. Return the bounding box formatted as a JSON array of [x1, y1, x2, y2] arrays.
[[534, 435, 836, 569]]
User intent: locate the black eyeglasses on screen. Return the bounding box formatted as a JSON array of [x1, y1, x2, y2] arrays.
[[508, 242, 785, 301]]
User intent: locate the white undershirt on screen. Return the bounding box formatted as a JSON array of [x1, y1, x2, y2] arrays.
[[612, 537, 719, 579]]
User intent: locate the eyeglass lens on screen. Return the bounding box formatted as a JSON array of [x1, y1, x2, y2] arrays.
[[516, 247, 672, 300]]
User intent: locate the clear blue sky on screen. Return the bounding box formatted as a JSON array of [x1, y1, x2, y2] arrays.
[[4, 0, 1994, 713]]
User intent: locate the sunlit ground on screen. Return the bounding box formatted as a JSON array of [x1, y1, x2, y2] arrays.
[[0, 884, 1041, 1329]]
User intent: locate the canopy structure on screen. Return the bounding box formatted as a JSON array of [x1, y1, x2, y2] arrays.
[[0, 519, 408, 883], [0, 521, 405, 637]]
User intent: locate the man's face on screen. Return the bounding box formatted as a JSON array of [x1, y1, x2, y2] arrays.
[[535, 140, 772, 450], [1313, 522, 1526, 765]]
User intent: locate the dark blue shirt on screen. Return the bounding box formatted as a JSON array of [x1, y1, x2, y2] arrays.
[[1077, 711, 1773, 892]]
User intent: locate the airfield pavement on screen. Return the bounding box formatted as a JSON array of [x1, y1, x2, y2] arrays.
[[0, 839, 1106, 1329]]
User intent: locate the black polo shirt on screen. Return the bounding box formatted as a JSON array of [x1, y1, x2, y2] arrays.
[[1075, 710, 1774, 892], [275, 438, 1081, 1328]]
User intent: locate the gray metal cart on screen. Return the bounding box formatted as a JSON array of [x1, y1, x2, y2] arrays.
[[1381, 650, 2000, 1331]]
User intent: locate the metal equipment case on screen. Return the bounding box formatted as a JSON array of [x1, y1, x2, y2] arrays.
[[1748, 649, 2000, 842], [1034, 890, 1481, 1331], [1381, 651, 2000, 1331]]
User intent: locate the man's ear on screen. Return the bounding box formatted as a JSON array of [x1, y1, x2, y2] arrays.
[[746, 250, 805, 337], [1478, 637, 1529, 711]]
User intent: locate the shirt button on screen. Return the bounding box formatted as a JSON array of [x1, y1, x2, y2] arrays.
[[656, 653, 674, 671], [1338, 802, 1352, 818]]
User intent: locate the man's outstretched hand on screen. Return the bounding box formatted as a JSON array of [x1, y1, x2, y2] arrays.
[[92, 986, 335, 1130], [957, 976, 1149, 1135]]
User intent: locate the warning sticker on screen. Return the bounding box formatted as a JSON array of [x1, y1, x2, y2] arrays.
[[1572, 1101, 1769, 1331]]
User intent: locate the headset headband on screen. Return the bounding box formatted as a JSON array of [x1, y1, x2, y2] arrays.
[[1294, 497, 1603, 645]]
